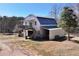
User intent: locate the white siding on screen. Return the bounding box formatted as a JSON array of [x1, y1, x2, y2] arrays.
[[23, 15, 42, 38], [49, 28, 66, 40], [24, 15, 41, 31]]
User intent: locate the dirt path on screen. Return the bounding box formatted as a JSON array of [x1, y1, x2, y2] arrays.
[[0, 40, 34, 56], [0, 34, 79, 56]]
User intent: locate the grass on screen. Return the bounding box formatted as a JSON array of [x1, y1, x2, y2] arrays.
[[10, 39, 79, 56], [0, 46, 2, 51], [0, 33, 79, 55]]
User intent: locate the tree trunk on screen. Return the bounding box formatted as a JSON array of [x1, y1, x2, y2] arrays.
[[67, 32, 70, 41]]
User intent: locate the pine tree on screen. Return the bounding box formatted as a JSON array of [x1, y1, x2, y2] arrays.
[[60, 7, 78, 41]]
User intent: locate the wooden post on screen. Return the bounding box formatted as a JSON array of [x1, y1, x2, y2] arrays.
[[67, 32, 70, 41], [24, 29, 28, 39]]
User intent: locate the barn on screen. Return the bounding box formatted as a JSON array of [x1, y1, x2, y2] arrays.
[[22, 15, 65, 40]]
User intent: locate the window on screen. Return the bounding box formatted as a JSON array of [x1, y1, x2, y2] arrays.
[[29, 22, 32, 27], [35, 21, 37, 25]]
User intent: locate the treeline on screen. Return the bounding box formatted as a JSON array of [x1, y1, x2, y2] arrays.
[[0, 16, 24, 33]]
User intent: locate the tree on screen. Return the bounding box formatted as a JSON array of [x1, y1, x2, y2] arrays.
[[74, 3, 79, 26], [2, 16, 8, 33], [49, 4, 58, 22], [60, 7, 78, 41], [0, 16, 24, 33]]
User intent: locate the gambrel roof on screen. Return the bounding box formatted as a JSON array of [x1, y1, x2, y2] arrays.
[[24, 15, 57, 29], [37, 16, 57, 25]]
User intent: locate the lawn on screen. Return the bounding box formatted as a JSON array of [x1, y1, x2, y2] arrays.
[[13, 39, 79, 56], [0, 34, 79, 56]]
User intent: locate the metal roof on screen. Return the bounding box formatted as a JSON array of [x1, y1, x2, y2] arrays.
[[37, 16, 57, 25]]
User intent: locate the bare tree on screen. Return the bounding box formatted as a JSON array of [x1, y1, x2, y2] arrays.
[[73, 3, 79, 26], [49, 4, 58, 20]]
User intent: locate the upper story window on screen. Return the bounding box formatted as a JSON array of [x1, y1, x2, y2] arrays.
[[35, 21, 37, 25], [29, 22, 32, 27]]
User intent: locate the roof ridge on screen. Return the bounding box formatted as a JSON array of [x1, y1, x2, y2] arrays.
[[26, 14, 54, 19], [36, 16, 54, 19]]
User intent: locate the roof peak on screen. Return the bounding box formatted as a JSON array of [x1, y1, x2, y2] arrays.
[[28, 14, 54, 19], [36, 16, 54, 19]]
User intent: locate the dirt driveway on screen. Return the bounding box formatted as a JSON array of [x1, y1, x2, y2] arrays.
[[0, 34, 36, 56], [0, 42, 26, 56], [0, 34, 79, 56]]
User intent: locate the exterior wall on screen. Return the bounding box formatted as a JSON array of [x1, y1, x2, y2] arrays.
[[23, 15, 41, 31], [23, 15, 42, 39], [42, 28, 49, 39], [49, 28, 66, 40]]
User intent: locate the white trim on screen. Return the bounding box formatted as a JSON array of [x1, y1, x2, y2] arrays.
[[41, 24, 57, 26], [48, 28, 63, 30]]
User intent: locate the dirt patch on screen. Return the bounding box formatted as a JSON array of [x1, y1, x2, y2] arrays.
[[7, 40, 79, 56], [0, 34, 79, 56]]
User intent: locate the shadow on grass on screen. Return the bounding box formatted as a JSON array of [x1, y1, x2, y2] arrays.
[[71, 40, 79, 44], [53, 36, 74, 42], [31, 38, 49, 42], [31, 36, 67, 42], [53, 36, 67, 42]]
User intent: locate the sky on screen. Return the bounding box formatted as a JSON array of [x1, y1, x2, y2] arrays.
[[0, 3, 74, 17]]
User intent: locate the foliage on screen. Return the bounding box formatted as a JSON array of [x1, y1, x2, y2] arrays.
[[60, 7, 78, 40], [0, 16, 24, 33]]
